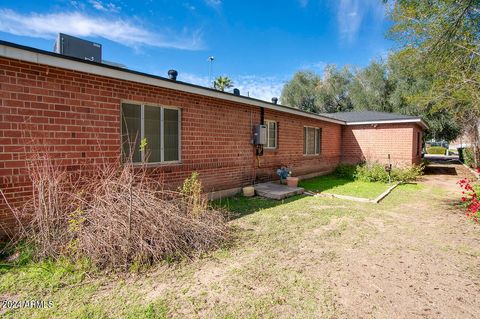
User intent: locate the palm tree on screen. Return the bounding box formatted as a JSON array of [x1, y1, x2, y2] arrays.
[[213, 76, 234, 92]]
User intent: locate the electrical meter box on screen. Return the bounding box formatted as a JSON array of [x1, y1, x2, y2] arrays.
[[253, 124, 267, 145]]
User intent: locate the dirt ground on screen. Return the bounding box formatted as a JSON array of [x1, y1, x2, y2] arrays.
[[2, 161, 479, 319], [142, 161, 480, 319], [320, 162, 480, 319]]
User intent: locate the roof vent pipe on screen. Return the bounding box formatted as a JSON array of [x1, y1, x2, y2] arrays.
[[168, 69, 178, 81], [233, 88, 240, 96], [271, 97, 278, 104]]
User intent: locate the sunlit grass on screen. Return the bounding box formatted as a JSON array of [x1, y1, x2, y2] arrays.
[[299, 174, 391, 199]]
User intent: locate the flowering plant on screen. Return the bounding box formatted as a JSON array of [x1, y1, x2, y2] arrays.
[[458, 178, 480, 223], [276, 166, 292, 181]]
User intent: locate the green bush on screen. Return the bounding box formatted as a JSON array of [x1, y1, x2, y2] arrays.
[[355, 163, 390, 183], [353, 162, 424, 183], [464, 147, 475, 168], [391, 164, 424, 182], [426, 146, 446, 155], [334, 164, 356, 179]]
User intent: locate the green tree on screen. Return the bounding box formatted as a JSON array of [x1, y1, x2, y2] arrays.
[[280, 71, 322, 113], [280, 67, 352, 113], [213, 76, 234, 92], [388, 50, 461, 141], [316, 65, 353, 113], [349, 61, 392, 112], [386, 0, 480, 164]]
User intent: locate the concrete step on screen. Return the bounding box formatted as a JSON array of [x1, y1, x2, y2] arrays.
[[254, 182, 304, 200]]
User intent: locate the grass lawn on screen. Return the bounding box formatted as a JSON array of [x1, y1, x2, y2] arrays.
[[1, 175, 479, 318], [299, 174, 392, 199], [0, 184, 421, 319]]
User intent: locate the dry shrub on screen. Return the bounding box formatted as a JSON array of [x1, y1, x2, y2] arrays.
[[5, 152, 81, 258], [6, 154, 230, 270]]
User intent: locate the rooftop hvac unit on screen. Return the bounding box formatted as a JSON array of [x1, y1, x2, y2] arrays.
[[54, 33, 102, 62]]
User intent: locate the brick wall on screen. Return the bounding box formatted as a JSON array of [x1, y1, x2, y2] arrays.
[[0, 56, 342, 238], [411, 125, 423, 165], [341, 123, 422, 166], [258, 109, 341, 180]]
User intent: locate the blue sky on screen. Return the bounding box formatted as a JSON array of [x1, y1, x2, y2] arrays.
[[0, 0, 392, 101]]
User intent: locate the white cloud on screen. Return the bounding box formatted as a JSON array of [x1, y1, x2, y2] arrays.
[[300, 60, 327, 71], [183, 3, 196, 11], [0, 9, 203, 50], [298, 0, 309, 8], [336, 0, 385, 43], [180, 73, 211, 87], [70, 1, 86, 10], [204, 0, 222, 8], [89, 0, 121, 13], [235, 75, 284, 102], [181, 73, 285, 102]]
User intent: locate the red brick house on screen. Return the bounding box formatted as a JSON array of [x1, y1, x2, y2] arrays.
[[323, 111, 426, 166], [0, 40, 427, 238]]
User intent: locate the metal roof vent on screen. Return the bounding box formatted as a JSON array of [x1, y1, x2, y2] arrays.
[[168, 69, 178, 81], [271, 97, 278, 104], [233, 88, 240, 96]]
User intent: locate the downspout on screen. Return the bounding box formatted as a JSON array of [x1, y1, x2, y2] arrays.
[[257, 107, 265, 157], [253, 107, 265, 184]]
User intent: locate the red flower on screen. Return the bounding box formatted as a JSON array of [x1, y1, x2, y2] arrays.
[[458, 178, 480, 223]]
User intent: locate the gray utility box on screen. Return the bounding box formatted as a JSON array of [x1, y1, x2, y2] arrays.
[[253, 124, 267, 145], [54, 33, 102, 62]]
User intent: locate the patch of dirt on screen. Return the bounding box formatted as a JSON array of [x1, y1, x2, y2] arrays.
[[103, 162, 480, 318], [314, 163, 480, 318]]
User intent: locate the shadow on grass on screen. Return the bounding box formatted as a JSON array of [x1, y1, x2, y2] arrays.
[[211, 194, 305, 219]]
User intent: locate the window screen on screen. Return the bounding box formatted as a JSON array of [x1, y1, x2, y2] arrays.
[[316, 128, 322, 154], [121, 103, 180, 163], [304, 127, 321, 155], [121, 103, 141, 162], [265, 120, 277, 149], [144, 105, 161, 162], [164, 108, 179, 161]]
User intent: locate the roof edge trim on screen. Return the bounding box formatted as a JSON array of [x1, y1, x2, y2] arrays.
[[345, 119, 429, 129], [0, 41, 345, 125]]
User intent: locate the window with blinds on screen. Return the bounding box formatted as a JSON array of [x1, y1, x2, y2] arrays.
[[265, 120, 277, 149], [303, 127, 321, 155], [121, 103, 180, 163]]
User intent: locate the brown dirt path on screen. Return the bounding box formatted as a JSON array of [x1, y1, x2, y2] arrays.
[[137, 162, 480, 319], [321, 162, 480, 319]]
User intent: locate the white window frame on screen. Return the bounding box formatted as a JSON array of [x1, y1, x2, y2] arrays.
[[121, 101, 181, 165], [264, 120, 277, 149], [303, 126, 321, 156]]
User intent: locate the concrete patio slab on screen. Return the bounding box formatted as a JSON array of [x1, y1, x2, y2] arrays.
[[254, 182, 304, 200]]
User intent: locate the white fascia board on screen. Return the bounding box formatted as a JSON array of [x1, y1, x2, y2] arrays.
[[0, 43, 344, 125], [346, 119, 429, 129]]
